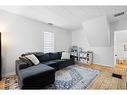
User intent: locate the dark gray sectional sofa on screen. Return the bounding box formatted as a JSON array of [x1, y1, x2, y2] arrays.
[[15, 52, 75, 89]]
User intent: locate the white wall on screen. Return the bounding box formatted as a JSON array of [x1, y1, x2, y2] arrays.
[[72, 16, 114, 67], [0, 10, 71, 75], [111, 17, 127, 31], [83, 16, 110, 46], [72, 28, 114, 67], [72, 17, 127, 67]]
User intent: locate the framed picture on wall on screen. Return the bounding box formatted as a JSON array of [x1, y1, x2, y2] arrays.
[[124, 44, 127, 51]]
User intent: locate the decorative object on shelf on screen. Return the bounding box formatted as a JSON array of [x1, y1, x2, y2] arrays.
[[70, 46, 79, 61], [70, 46, 78, 56], [79, 51, 93, 64], [86, 51, 93, 64], [70, 46, 93, 64]]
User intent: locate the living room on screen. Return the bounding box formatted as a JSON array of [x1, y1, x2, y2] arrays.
[[0, 5, 127, 92]]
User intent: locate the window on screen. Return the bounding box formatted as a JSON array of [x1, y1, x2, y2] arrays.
[[44, 32, 54, 53]]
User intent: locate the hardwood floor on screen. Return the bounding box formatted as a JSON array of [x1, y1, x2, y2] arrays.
[[0, 63, 127, 89], [115, 63, 127, 69], [0, 79, 3, 89], [78, 63, 127, 89]]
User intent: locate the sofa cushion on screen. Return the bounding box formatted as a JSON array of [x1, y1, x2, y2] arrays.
[[49, 52, 59, 60], [19, 56, 34, 67], [62, 59, 74, 66], [42, 61, 58, 70], [20, 64, 55, 83], [52, 59, 66, 63], [21, 52, 44, 57], [16, 60, 29, 71], [53, 59, 74, 69], [36, 53, 50, 63]]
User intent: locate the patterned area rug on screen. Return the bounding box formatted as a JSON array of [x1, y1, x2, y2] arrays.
[[2, 65, 100, 89], [54, 65, 100, 89], [1, 75, 19, 89]]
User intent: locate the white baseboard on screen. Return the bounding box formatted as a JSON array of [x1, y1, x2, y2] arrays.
[[2, 72, 16, 77]]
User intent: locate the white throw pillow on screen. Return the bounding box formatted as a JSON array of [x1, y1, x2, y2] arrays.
[[25, 54, 40, 65], [61, 52, 70, 59]]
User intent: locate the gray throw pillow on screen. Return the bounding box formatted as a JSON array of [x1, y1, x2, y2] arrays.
[[19, 56, 34, 67]]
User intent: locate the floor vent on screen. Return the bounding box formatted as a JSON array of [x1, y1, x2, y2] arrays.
[[112, 73, 122, 79]]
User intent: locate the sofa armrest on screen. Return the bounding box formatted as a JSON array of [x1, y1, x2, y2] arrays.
[[70, 55, 75, 64], [15, 60, 29, 75]]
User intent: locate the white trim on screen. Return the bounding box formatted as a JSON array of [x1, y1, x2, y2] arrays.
[[2, 72, 16, 77]]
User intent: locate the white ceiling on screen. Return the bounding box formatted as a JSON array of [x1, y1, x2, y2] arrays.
[[0, 6, 127, 31]]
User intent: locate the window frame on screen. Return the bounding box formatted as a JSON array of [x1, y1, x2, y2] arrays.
[[43, 31, 55, 53]]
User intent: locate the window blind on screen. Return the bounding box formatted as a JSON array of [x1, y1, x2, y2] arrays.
[[44, 32, 54, 53]]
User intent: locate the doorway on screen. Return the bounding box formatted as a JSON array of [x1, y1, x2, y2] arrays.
[[114, 30, 127, 69]]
